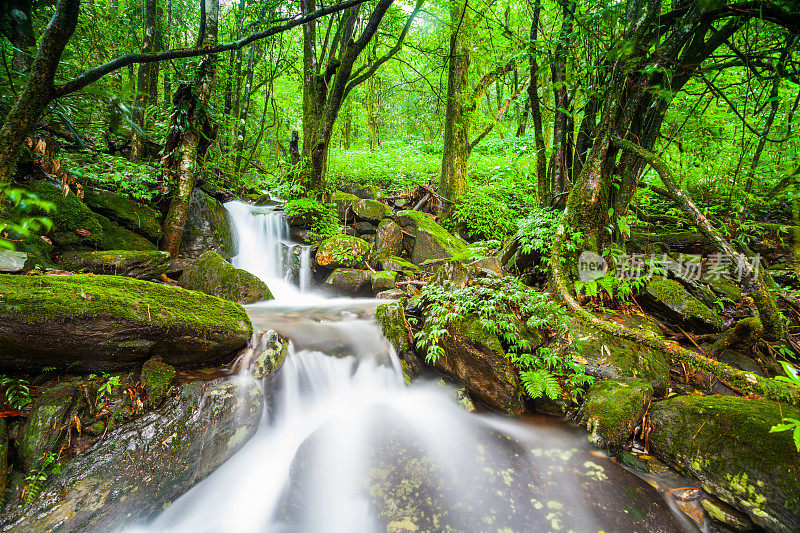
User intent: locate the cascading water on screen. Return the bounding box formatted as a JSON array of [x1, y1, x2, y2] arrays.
[[129, 203, 694, 533]]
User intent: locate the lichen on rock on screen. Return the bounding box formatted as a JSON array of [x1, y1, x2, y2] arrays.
[[178, 250, 273, 304]]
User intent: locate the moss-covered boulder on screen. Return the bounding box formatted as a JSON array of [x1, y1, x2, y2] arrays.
[[380, 255, 419, 273], [649, 395, 800, 532], [371, 270, 397, 292], [395, 210, 468, 270], [570, 314, 670, 395], [56, 250, 170, 279], [1, 377, 262, 531], [431, 314, 522, 415], [94, 213, 158, 251], [139, 356, 176, 409], [376, 301, 423, 379], [331, 190, 392, 222], [82, 187, 161, 241], [0, 274, 252, 372], [582, 378, 653, 454], [0, 251, 34, 273], [178, 250, 273, 304], [640, 276, 723, 332], [323, 268, 371, 295], [374, 218, 403, 258], [16, 382, 83, 474], [315, 234, 371, 268], [180, 189, 237, 259], [246, 330, 290, 379], [25, 181, 103, 247]]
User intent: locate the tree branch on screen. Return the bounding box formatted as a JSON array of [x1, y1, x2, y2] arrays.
[[469, 76, 529, 151]]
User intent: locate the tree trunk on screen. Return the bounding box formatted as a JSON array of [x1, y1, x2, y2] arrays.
[[550, 0, 573, 200], [131, 0, 158, 161], [6, 0, 36, 72], [528, 0, 547, 207], [366, 70, 381, 151], [163, 0, 172, 107], [234, 42, 257, 175]]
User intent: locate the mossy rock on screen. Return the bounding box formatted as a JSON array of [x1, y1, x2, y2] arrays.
[[0, 419, 7, 497], [94, 213, 158, 251], [315, 234, 371, 269], [570, 314, 670, 395], [82, 187, 162, 241], [376, 301, 423, 380], [179, 189, 237, 259], [380, 255, 419, 273], [0, 274, 252, 372], [14, 232, 56, 268], [582, 378, 653, 454], [374, 218, 403, 258], [16, 382, 83, 474], [249, 330, 290, 379], [640, 276, 723, 332], [395, 210, 468, 270], [2, 377, 262, 531], [323, 268, 371, 295], [704, 276, 743, 302], [331, 190, 391, 222], [649, 395, 800, 532], [25, 181, 103, 247], [371, 270, 397, 292], [140, 356, 176, 409], [0, 251, 34, 273], [56, 250, 170, 279], [178, 250, 273, 304]]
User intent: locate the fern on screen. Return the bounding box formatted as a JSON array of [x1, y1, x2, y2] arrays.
[[520, 369, 562, 400]]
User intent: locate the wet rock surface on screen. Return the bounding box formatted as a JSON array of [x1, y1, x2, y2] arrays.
[[178, 250, 273, 304], [56, 250, 170, 279], [179, 189, 237, 260]]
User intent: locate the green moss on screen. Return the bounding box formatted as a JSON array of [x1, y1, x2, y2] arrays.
[[377, 302, 411, 353], [140, 356, 176, 408], [583, 378, 653, 453], [94, 214, 157, 251], [315, 234, 371, 268], [395, 210, 468, 268], [82, 187, 162, 241], [396, 210, 467, 253], [371, 270, 397, 291], [57, 250, 169, 278], [178, 251, 273, 304], [381, 256, 420, 273], [0, 273, 252, 335], [25, 181, 103, 246], [323, 268, 371, 294], [647, 276, 722, 329]]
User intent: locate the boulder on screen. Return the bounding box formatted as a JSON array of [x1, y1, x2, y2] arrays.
[[331, 191, 392, 222], [94, 213, 158, 251], [0, 251, 33, 273], [380, 255, 419, 273], [178, 250, 273, 304], [371, 270, 397, 292], [139, 356, 176, 409], [649, 395, 800, 532], [82, 187, 162, 241], [0, 274, 252, 372], [582, 378, 653, 454], [432, 315, 522, 415], [246, 330, 289, 379], [374, 218, 403, 258], [179, 189, 236, 259], [640, 276, 723, 332], [25, 181, 103, 247], [0, 420, 7, 497], [376, 301, 423, 380], [1, 377, 263, 532], [56, 250, 170, 279], [394, 210, 468, 269], [315, 234, 371, 269], [323, 268, 371, 295]]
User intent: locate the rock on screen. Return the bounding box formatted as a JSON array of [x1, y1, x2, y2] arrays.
[[341, 184, 383, 200], [354, 221, 378, 235], [178, 250, 273, 304], [56, 250, 170, 279], [374, 218, 403, 258], [0, 419, 7, 496], [16, 382, 83, 474], [649, 395, 800, 532], [0, 274, 252, 372], [701, 497, 755, 531], [376, 302, 423, 379], [582, 378, 653, 454], [94, 213, 158, 251], [704, 276, 742, 302], [569, 314, 670, 395], [380, 255, 419, 273], [180, 189, 237, 260], [82, 187, 162, 241], [331, 191, 392, 222], [139, 356, 176, 409], [371, 270, 397, 292], [640, 276, 723, 332], [2, 377, 263, 532], [0, 251, 33, 273], [433, 315, 522, 415], [247, 330, 289, 379], [394, 210, 468, 269], [323, 268, 371, 295], [25, 181, 103, 247], [315, 234, 371, 268]]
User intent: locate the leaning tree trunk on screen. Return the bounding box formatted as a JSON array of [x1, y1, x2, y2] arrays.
[[160, 0, 218, 258], [7, 0, 36, 72]]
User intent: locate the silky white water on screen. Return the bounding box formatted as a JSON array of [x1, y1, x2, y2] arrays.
[[127, 202, 689, 533]]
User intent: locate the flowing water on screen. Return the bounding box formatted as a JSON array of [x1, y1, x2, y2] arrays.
[[130, 203, 694, 533]]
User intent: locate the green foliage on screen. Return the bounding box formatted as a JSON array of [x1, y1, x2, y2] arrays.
[[90, 373, 122, 409], [516, 208, 562, 269], [0, 375, 31, 409], [60, 152, 160, 202], [769, 362, 800, 452], [0, 188, 54, 251], [284, 197, 339, 242], [23, 452, 62, 507], [415, 274, 592, 400]]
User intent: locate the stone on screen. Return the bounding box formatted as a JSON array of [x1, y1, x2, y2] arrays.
[[315, 234, 371, 269], [2, 377, 262, 532], [649, 395, 800, 532], [25, 181, 103, 247], [247, 330, 289, 379], [0, 419, 6, 497], [582, 378, 653, 454], [376, 289, 405, 300], [700, 497, 754, 531], [323, 268, 371, 295], [178, 250, 273, 304], [380, 255, 419, 273], [139, 356, 176, 409], [331, 191, 392, 222], [0, 274, 252, 372], [94, 213, 158, 251], [371, 270, 397, 292], [374, 218, 404, 258], [56, 250, 170, 279], [0, 251, 33, 273], [394, 210, 468, 269], [179, 189, 237, 260], [376, 301, 423, 380], [82, 187, 162, 241], [640, 276, 723, 332]]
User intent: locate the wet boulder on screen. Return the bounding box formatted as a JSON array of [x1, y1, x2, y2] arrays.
[[82, 187, 162, 242], [139, 356, 176, 409], [178, 250, 273, 304], [94, 213, 158, 251], [582, 378, 653, 454], [649, 395, 800, 532], [245, 330, 290, 379], [394, 210, 467, 270], [376, 301, 423, 380], [1, 377, 263, 532], [56, 250, 170, 279], [25, 181, 103, 247], [640, 276, 723, 332], [0, 274, 252, 372], [331, 191, 392, 222], [0, 251, 33, 273], [179, 189, 236, 260], [323, 268, 371, 295], [315, 234, 371, 269], [371, 270, 397, 292], [380, 255, 419, 274], [374, 218, 403, 258]]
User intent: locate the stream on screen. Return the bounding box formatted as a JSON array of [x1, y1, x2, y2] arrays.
[[129, 202, 696, 533]]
